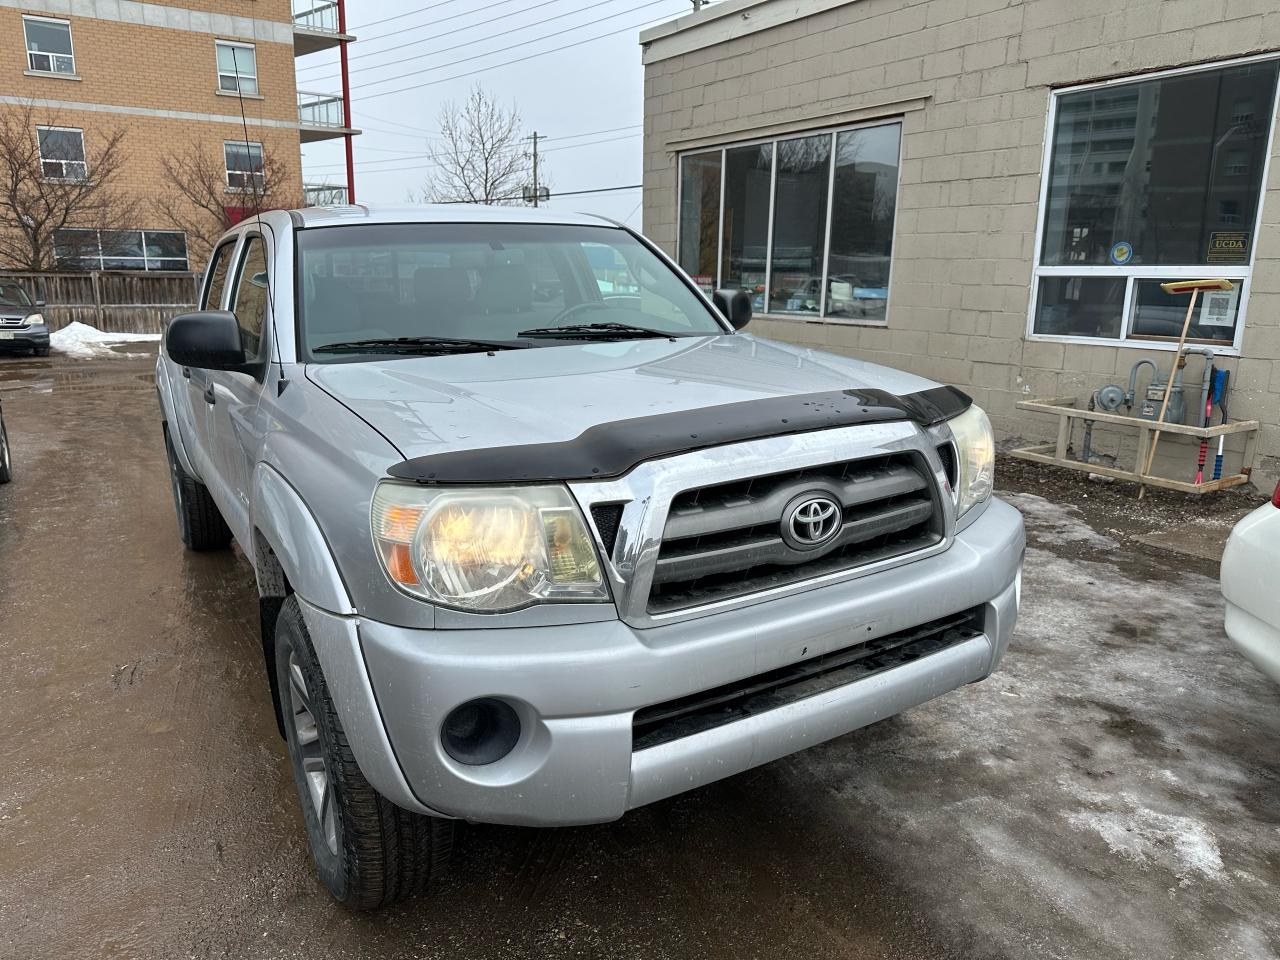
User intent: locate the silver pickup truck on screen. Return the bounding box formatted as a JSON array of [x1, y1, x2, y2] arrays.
[[156, 205, 1024, 909]]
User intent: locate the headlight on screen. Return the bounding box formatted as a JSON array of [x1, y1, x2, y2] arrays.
[[22, 313, 43, 327], [371, 482, 609, 612], [948, 404, 995, 517]]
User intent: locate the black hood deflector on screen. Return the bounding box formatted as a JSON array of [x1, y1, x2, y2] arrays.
[[386, 385, 971, 485]]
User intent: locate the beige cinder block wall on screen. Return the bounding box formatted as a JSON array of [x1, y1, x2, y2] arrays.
[[642, 0, 1280, 491], [0, 0, 304, 271]]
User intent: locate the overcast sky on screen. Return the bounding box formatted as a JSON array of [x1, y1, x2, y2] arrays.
[[297, 0, 694, 226]]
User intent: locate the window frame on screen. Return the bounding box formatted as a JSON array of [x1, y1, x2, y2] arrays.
[[227, 232, 271, 369], [23, 15, 75, 76], [215, 40, 258, 95], [1027, 53, 1280, 356], [675, 116, 905, 326], [223, 140, 266, 191], [53, 228, 189, 272], [36, 125, 87, 181]]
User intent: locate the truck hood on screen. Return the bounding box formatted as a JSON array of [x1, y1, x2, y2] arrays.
[[304, 334, 940, 462]]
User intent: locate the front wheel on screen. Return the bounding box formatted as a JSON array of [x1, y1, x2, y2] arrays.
[[275, 596, 454, 909], [0, 414, 11, 484], [33, 346, 49, 357]]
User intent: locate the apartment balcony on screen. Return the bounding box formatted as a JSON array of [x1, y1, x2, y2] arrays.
[[293, 0, 353, 56], [298, 90, 360, 142], [304, 183, 348, 206]]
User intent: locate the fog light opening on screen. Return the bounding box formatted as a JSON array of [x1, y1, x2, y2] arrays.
[[441, 698, 521, 766]]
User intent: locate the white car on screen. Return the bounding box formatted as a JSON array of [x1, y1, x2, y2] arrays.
[[1221, 481, 1280, 683]]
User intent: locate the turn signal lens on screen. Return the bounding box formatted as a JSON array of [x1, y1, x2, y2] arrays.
[[371, 482, 609, 612]]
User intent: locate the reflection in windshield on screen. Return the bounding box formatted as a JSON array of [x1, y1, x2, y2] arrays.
[[296, 222, 726, 360], [0, 283, 33, 309]]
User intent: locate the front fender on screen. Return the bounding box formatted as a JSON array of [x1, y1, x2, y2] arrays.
[[252, 462, 355, 615]]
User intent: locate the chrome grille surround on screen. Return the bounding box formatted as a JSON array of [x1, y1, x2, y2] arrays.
[[569, 419, 958, 629]]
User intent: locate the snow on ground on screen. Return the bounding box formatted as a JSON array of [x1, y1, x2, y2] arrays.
[[50, 321, 160, 359]]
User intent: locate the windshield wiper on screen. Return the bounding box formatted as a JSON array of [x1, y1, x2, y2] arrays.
[[313, 336, 531, 355], [516, 322, 678, 340]]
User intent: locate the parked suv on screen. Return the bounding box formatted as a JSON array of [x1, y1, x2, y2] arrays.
[[0, 280, 50, 356], [156, 206, 1024, 909]]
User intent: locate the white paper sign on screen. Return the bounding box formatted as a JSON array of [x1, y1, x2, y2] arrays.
[[1199, 287, 1239, 328]]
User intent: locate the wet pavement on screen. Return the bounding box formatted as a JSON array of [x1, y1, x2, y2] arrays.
[[1, 352, 1278, 960]]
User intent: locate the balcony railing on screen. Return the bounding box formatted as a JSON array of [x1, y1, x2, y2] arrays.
[[298, 90, 344, 126], [304, 183, 348, 206], [293, 0, 339, 33]]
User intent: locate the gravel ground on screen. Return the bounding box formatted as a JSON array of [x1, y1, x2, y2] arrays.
[[1, 352, 1277, 960]]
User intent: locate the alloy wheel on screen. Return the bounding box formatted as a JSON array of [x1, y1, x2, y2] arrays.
[[288, 649, 338, 857]]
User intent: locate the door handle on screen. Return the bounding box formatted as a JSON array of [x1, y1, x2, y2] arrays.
[[203, 383, 216, 405]]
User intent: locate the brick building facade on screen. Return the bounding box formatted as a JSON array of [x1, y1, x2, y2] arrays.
[[641, 0, 1280, 491], [0, 0, 357, 271]]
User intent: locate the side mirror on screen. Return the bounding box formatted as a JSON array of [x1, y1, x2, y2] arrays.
[[713, 288, 752, 330], [166, 310, 249, 371], [34, 299, 46, 308]]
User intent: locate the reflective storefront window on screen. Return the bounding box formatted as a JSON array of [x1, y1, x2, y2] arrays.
[[1033, 58, 1279, 347], [677, 120, 902, 321]]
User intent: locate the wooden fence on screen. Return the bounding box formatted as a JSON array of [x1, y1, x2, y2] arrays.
[[0, 270, 199, 334]]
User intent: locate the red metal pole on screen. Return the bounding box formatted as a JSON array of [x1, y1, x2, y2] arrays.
[[338, 0, 355, 203]]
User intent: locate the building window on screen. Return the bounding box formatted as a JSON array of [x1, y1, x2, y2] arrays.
[[677, 120, 902, 322], [216, 41, 258, 95], [24, 16, 75, 75], [1032, 57, 1280, 349], [224, 141, 265, 190], [54, 229, 189, 271], [37, 126, 87, 181]]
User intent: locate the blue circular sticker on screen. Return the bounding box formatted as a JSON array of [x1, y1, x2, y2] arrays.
[[1110, 241, 1134, 265]]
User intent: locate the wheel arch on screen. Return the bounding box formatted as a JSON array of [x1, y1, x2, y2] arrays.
[[252, 463, 356, 736]]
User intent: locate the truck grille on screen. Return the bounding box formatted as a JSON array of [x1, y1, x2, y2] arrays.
[[646, 452, 942, 614], [632, 607, 985, 750]]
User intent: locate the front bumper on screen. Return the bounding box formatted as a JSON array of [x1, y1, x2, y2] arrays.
[[0, 325, 49, 351], [302, 497, 1025, 826]]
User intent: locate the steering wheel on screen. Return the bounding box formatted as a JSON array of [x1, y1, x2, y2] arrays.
[[546, 299, 612, 326]]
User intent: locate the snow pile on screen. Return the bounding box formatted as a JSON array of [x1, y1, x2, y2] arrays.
[[50, 321, 160, 359]]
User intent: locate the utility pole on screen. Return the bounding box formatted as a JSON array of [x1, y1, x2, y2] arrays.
[[531, 131, 541, 208]]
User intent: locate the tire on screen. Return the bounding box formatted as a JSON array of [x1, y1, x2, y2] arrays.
[[275, 596, 454, 909], [0, 415, 11, 485], [33, 347, 49, 357], [163, 425, 231, 551]]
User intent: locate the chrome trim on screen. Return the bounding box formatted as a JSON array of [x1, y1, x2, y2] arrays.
[[568, 420, 956, 629]]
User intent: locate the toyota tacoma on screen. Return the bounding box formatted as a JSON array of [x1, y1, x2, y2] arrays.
[[155, 205, 1024, 908]]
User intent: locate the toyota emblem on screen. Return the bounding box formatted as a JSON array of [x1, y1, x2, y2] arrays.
[[783, 495, 842, 549]]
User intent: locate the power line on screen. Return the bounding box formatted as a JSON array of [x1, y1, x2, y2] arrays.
[[541, 131, 642, 154], [356, 5, 688, 101], [300, 0, 578, 82], [542, 123, 641, 143], [305, 123, 649, 171], [344, 0, 676, 95], [348, 0, 472, 36]]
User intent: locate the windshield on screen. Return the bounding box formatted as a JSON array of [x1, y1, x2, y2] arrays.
[[0, 283, 33, 309], [295, 222, 726, 360]]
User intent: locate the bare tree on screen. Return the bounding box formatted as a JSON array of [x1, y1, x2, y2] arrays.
[[0, 101, 138, 270], [154, 140, 302, 266], [420, 86, 543, 205]]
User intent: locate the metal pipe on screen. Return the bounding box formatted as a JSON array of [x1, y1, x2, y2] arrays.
[[1181, 347, 1215, 428], [1126, 359, 1157, 409]]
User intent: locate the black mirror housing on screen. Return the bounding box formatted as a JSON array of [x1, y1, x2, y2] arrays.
[[166, 310, 249, 371], [713, 288, 753, 330]]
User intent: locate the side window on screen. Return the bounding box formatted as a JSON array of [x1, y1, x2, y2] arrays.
[[202, 241, 235, 310], [230, 236, 269, 362]]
